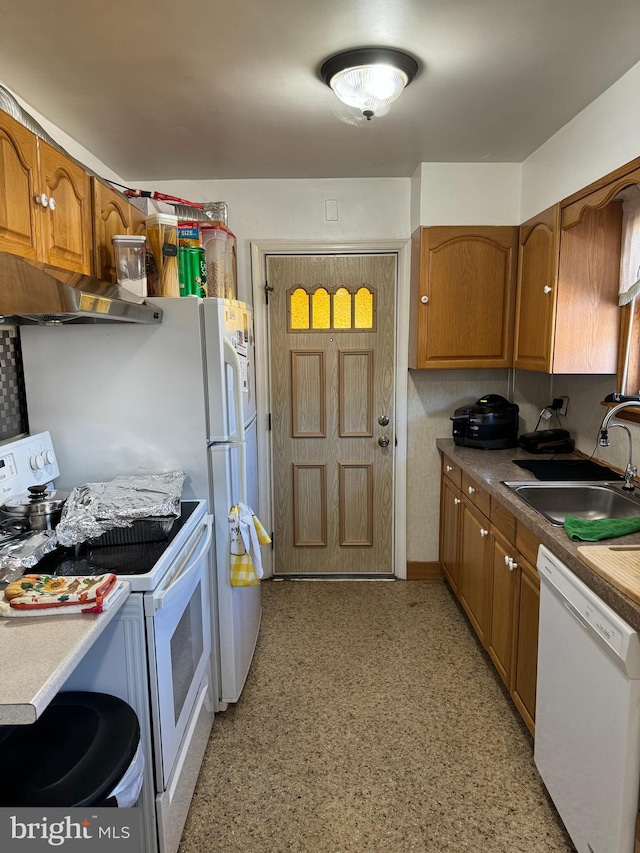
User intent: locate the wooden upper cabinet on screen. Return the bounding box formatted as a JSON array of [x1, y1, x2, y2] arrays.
[[514, 201, 622, 374], [0, 110, 40, 260], [409, 226, 517, 369], [37, 140, 92, 275], [513, 205, 560, 372], [92, 179, 148, 283]]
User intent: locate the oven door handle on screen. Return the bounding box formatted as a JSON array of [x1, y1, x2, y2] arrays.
[[153, 516, 213, 611]]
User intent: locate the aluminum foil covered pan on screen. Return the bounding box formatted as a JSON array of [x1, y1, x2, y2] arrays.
[[56, 471, 186, 547], [0, 530, 58, 585]]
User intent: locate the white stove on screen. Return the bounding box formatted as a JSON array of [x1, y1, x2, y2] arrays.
[[0, 431, 215, 853]]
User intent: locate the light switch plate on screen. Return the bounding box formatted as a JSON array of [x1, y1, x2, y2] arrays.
[[325, 199, 339, 221]]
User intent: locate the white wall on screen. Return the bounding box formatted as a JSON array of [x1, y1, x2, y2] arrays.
[[414, 163, 522, 227], [521, 59, 640, 221], [133, 178, 411, 303], [3, 82, 126, 185]]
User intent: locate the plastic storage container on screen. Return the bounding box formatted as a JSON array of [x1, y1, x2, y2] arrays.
[[145, 213, 180, 297], [201, 224, 227, 297], [224, 231, 237, 299], [112, 235, 148, 300]]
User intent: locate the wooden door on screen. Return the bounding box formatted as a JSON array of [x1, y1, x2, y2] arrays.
[[459, 500, 491, 646], [0, 111, 41, 260], [513, 205, 560, 372], [268, 254, 396, 575], [38, 140, 92, 274], [409, 226, 517, 369], [440, 475, 461, 593], [511, 556, 540, 736], [487, 531, 520, 690]]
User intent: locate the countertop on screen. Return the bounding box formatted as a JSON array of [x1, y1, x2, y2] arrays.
[[436, 439, 640, 632], [0, 581, 130, 725]]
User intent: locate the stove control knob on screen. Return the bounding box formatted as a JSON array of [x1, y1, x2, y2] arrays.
[[45, 450, 55, 465], [31, 454, 45, 470]]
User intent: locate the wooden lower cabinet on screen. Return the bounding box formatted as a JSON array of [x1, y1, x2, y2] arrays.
[[458, 498, 492, 647], [440, 475, 461, 593], [487, 530, 520, 689], [510, 556, 540, 735], [439, 459, 541, 736]]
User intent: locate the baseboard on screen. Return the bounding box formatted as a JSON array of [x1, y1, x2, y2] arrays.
[[406, 561, 443, 580]]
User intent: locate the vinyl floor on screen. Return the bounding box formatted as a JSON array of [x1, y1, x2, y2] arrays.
[[178, 579, 574, 853]]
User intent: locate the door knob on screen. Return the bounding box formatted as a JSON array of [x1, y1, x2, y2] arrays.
[[378, 415, 389, 426], [378, 435, 390, 447]]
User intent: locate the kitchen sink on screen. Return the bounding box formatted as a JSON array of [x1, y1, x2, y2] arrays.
[[502, 481, 640, 526]]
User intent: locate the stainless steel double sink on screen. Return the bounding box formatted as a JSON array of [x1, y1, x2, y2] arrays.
[[502, 481, 640, 526]]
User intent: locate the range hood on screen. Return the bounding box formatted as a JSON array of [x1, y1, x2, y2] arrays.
[[0, 253, 163, 325]]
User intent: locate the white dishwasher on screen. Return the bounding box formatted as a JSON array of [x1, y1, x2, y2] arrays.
[[535, 545, 640, 853]]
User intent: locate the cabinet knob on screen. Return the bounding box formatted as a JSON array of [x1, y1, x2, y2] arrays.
[[420, 295, 429, 304], [468, 486, 476, 495], [48, 196, 57, 211], [453, 497, 461, 506], [508, 559, 518, 571], [504, 555, 510, 566], [446, 465, 453, 472], [480, 528, 488, 537], [543, 285, 553, 294], [34, 192, 49, 207]]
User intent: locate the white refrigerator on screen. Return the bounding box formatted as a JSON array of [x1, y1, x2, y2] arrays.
[[21, 297, 261, 705]]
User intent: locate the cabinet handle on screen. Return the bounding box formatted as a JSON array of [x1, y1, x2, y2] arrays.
[[48, 197, 56, 211], [420, 295, 429, 304], [34, 192, 49, 207], [543, 285, 552, 294], [508, 559, 518, 571], [468, 486, 476, 495], [504, 555, 510, 566], [453, 497, 461, 506], [480, 528, 488, 537], [446, 465, 453, 473]]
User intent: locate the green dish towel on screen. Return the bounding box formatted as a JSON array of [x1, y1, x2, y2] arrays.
[[564, 514, 640, 542]]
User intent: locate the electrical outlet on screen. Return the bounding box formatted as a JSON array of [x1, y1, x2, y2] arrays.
[[555, 396, 569, 417]]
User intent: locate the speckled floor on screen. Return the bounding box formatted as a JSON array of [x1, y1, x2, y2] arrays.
[[178, 580, 575, 853]]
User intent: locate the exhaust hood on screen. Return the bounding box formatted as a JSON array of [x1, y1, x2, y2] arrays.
[[0, 253, 163, 325]]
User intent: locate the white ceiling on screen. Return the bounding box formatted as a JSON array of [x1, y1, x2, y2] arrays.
[[1, 0, 640, 181]]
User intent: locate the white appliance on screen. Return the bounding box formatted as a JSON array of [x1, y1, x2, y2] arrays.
[[0, 431, 215, 853], [64, 500, 214, 853], [21, 297, 261, 705], [535, 545, 640, 853]]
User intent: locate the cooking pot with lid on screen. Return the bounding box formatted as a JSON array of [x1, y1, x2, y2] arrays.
[[2, 485, 69, 531]]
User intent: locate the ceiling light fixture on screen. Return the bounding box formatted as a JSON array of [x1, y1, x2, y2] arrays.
[[320, 47, 418, 121]]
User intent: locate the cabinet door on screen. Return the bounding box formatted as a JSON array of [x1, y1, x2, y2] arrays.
[[487, 532, 520, 690], [409, 226, 517, 369], [513, 205, 560, 372], [440, 476, 462, 593], [92, 179, 135, 282], [0, 111, 41, 259], [38, 140, 92, 274], [511, 556, 540, 736], [459, 499, 491, 646]]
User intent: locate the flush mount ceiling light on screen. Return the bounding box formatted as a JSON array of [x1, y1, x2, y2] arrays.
[[321, 47, 418, 121]]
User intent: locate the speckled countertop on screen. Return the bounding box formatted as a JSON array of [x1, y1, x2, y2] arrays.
[[436, 439, 640, 632], [0, 581, 130, 725]]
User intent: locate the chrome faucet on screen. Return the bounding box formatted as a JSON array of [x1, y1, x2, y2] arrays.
[[599, 400, 640, 491]]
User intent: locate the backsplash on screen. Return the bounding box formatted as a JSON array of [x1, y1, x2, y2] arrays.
[[0, 327, 28, 441]]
